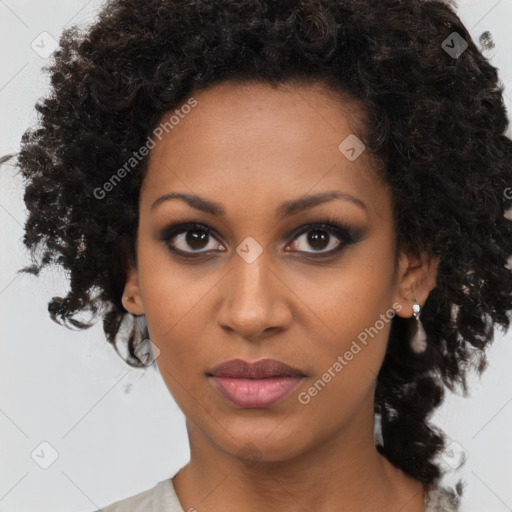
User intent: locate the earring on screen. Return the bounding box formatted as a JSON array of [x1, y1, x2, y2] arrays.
[[133, 315, 156, 366], [410, 298, 427, 354]]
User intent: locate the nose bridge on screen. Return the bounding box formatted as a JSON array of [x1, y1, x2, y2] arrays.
[[217, 243, 290, 338], [230, 246, 272, 314]]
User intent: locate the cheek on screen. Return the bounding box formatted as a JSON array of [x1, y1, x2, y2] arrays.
[[136, 236, 214, 337], [291, 300, 394, 445], [293, 248, 396, 413], [135, 243, 211, 379], [296, 239, 396, 347], [139, 271, 214, 416]]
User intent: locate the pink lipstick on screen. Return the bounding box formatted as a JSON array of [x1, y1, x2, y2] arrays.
[[207, 358, 305, 408]]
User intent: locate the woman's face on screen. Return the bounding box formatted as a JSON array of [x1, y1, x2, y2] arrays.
[[124, 80, 432, 464]]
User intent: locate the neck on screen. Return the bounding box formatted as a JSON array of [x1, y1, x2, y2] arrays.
[[172, 397, 425, 512]]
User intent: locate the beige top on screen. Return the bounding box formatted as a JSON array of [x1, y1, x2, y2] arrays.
[[94, 470, 460, 511]]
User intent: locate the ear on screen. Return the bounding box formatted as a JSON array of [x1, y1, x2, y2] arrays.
[[122, 263, 145, 316], [392, 248, 439, 318]]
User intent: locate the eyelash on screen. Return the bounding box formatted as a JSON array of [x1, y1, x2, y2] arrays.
[[158, 216, 362, 260]]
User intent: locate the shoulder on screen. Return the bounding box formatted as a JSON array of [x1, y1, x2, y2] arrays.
[[92, 477, 184, 512], [424, 484, 461, 512], [92, 485, 154, 512]]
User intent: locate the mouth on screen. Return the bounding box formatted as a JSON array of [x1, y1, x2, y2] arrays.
[[206, 358, 306, 408]]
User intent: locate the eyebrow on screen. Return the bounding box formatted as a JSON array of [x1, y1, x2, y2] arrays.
[[150, 190, 367, 217]]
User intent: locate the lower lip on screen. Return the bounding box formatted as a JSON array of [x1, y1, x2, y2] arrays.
[[209, 376, 304, 408]]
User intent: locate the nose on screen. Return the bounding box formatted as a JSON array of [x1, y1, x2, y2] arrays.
[[216, 248, 293, 341]]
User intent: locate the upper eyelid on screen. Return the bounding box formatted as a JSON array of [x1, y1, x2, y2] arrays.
[[169, 221, 347, 238], [162, 220, 350, 251]]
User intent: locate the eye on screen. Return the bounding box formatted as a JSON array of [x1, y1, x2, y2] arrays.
[[284, 220, 358, 258], [160, 222, 225, 256], [286, 227, 343, 255], [158, 218, 361, 259]]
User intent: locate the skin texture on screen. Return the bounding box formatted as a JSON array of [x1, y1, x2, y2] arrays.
[[122, 80, 438, 512]]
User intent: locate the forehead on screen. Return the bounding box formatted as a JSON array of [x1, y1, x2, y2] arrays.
[[141, 80, 392, 222]]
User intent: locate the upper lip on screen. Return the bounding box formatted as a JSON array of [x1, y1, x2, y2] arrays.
[[207, 358, 306, 378]]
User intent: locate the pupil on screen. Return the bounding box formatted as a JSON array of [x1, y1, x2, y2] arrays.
[[308, 230, 328, 250], [186, 230, 208, 250]]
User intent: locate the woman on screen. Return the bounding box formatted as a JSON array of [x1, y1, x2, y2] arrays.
[[13, 0, 512, 510]]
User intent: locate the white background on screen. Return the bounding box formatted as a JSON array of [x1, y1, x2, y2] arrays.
[[1, 1, 511, 511]]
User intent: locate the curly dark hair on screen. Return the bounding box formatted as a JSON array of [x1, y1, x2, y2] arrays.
[[12, 0, 512, 495]]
